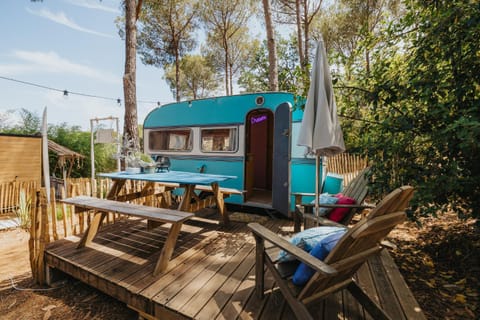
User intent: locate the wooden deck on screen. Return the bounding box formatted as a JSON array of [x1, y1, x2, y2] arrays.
[[44, 216, 426, 320]]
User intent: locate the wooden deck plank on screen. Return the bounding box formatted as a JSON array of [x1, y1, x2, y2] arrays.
[[354, 263, 376, 320], [258, 287, 287, 320], [378, 250, 426, 320], [212, 262, 257, 320], [44, 217, 425, 320], [323, 292, 344, 320], [178, 243, 255, 318], [161, 234, 248, 309], [182, 220, 285, 319], [342, 288, 364, 320], [234, 247, 281, 319], [113, 221, 239, 312], [194, 248, 255, 320], [148, 226, 244, 303], [368, 253, 406, 319]]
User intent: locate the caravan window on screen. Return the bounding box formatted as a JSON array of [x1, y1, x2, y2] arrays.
[[201, 127, 238, 152], [149, 129, 192, 151]]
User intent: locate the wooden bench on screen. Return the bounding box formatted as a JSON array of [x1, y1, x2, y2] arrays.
[[152, 181, 244, 197], [61, 196, 194, 276], [148, 182, 245, 224]]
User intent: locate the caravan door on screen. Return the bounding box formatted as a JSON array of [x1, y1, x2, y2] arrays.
[[272, 102, 291, 216]]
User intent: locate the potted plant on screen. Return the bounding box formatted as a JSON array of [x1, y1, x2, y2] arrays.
[[115, 136, 155, 174], [124, 151, 142, 173], [123, 151, 156, 174], [139, 153, 156, 173]]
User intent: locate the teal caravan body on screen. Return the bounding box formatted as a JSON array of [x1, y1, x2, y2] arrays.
[[143, 92, 320, 217]]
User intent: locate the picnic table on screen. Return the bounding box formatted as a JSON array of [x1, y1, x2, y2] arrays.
[[98, 170, 238, 225]]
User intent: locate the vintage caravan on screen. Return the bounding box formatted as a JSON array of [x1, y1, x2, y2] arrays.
[[143, 92, 321, 217]]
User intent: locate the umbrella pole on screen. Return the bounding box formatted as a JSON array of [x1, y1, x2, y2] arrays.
[[315, 155, 319, 226]]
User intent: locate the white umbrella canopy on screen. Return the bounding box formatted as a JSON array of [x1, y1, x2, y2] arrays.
[[297, 36, 345, 222], [297, 37, 345, 156]]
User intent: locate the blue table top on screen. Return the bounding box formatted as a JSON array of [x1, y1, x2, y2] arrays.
[[98, 170, 236, 186]]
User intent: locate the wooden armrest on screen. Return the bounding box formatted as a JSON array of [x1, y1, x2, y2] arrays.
[[300, 203, 373, 209], [380, 240, 397, 250], [248, 223, 337, 275], [291, 192, 315, 197], [302, 213, 346, 228]]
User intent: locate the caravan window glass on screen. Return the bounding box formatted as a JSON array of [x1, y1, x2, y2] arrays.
[[149, 129, 193, 151], [201, 127, 238, 152]]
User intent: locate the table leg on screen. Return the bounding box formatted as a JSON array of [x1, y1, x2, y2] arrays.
[[153, 221, 183, 275], [77, 211, 105, 249], [106, 179, 126, 200], [211, 183, 229, 225], [178, 184, 195, 212]]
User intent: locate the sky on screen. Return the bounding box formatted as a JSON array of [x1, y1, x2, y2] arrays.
[[0, 0, 173, 131]]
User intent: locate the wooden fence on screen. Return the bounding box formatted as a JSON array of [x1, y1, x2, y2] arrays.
[[325, 153, 368, 186], [0, 180, 38, 214]]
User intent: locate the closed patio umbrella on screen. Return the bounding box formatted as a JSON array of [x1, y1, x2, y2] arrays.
[[297, 36, 345, 222]]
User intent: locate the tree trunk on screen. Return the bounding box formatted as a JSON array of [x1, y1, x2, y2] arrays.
[[229, 63, 234, 95], [296, 0, 304, 69], [262, 0, 278, 91], [224, 37, 230, 96], [175, 44, 181, 102], [303, 0, 310, 68], [123, 0, 139, 150]]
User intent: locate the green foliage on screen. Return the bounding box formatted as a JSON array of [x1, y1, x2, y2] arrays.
[[15, 190, 32, 231], [164, 54, 220, 99], [238, 37, 309, 97], [137, 0, 199, 68], [49, 124, 118, 177], [337, 1, 480, 218], [0, 108, 41, 134], [136, 0, 199, 101]]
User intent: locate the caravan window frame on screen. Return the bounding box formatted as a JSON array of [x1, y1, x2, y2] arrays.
[[148, 128, 193, 152], [200, 126, 238, 153]]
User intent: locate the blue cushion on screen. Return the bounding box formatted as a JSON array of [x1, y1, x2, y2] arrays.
[[277, 226, 346, 263], [310, 193, 339, 215], [292, 230, 346, 286]]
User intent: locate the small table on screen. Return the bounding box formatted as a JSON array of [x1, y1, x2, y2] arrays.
[[98, 171, 237, 225]]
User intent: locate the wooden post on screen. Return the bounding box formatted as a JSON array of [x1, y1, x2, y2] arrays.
[[29, 188, 48, 285], [60, 186, 69, 237], [50, 187, 58, 240], [28, 190, 39, 278]]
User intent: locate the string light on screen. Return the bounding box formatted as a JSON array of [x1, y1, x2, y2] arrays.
[[0, 75, 163, 106]]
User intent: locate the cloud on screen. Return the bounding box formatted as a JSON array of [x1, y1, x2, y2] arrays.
[[26, 7, 115, 39], [66, 0, 121, 14], [0, 50, 120, 84]]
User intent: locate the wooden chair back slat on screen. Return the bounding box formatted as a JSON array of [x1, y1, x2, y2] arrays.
[[367, 186, 414, 219], [299, 210, 407, 300], [335, 167, 370, 225]]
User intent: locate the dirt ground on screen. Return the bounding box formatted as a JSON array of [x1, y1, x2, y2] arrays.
[[0, 212, 478, 320]]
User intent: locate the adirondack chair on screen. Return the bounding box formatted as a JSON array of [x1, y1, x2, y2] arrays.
[[294, 167, 371, 232], [248, 186, 414, 320]]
